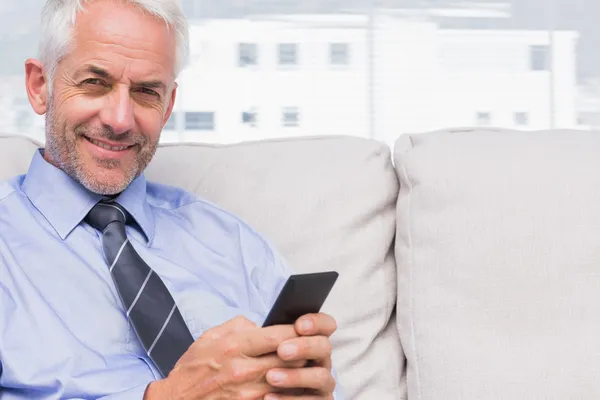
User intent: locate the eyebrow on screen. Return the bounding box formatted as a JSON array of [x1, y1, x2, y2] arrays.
[[76, 64, 167, 93], [78, 65, 112, 80], [136, 80, 167, 91]]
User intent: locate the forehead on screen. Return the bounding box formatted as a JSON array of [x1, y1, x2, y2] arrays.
[[67, 0, 177, 78]]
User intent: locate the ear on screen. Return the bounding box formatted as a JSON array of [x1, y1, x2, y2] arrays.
[[25, 59, 49, 115], [162, 81, 178, 128]]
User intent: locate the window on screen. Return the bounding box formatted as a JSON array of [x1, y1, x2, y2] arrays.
[[577, 112, 600, 128], [185, 112, 214, 130], [242, 109, 258, 127], [164, 114, 176, 130], [278, 43, 298, 65], [330, 43, 350, 65], [530, 45, 550, 71], [3, 1, 592, 144], [476, 112, 492, 126], [239, 43, 258, 67], [282, 107, 299, 127], [514, 112, 529, 126]]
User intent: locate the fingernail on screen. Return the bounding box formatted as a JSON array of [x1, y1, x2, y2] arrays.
[[300, 318, 314, 332], [264, 394, 279, 400], [267, 370, 286, 384], [279, 343, 297, 358]]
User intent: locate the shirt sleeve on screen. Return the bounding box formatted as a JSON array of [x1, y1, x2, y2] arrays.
[[255, 241, 293, 312], [96, 384, 149, 400]]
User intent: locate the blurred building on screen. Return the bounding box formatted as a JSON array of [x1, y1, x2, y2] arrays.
[[165, 8, 579, 147], [0, 2, 580, 146], [577, 79, 600, 130]]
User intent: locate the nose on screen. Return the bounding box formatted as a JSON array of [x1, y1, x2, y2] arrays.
[[99, 84, 135, 135]]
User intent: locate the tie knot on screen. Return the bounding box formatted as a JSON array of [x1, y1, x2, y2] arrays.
[[85, 200, 129, 231]]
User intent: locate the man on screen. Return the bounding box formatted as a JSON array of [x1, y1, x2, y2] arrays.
[[0, 0, 343, 399]]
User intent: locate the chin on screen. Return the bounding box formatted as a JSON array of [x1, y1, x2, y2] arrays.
[[79, 168, 136, 195], [83, 179, 129, 196]]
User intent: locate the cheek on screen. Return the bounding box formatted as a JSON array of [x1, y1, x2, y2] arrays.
[[58, 96, 106, 128], [133, 107, 164, 140]]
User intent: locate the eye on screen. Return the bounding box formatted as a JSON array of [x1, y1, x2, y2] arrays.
[[135, 87, 160, 98], [82, 78, 107, 86]]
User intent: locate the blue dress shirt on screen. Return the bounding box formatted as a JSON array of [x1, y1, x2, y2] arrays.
[[0, 150, 343, 399]]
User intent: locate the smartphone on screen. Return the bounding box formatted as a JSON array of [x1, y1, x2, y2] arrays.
[[262, 271, 339, 327]]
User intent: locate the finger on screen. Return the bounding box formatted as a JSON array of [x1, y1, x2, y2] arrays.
[[310, 357, 332, 370], [295, 313, 337, 337], [224, 381, 278, 400], [201, 316, 257, 340], [236, 325, 299, 357], [277, 336, 332, 366], [232, 354, 307, 383], [265, 367, 336, 393], [264, 394, 332, 400]]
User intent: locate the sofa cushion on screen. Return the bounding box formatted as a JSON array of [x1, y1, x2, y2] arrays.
[[0, 134, 404, 400], [0, 134, 42, 180], [394, 128, 600, 399], [146, 137, 403, 400]]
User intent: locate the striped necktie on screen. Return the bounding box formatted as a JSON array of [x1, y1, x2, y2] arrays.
[[85, 200, 194, 377]]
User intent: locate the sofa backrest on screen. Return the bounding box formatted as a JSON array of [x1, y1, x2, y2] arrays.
[[0, 133, 404, 400], [394, 128, 600, 400]]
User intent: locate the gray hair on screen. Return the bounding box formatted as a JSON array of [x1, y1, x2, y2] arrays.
[[39, 0, 189, 87]]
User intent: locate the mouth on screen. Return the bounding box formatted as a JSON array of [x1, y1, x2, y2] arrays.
[[83, 136, 135, 152]]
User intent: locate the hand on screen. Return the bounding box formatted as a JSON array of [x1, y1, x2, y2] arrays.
[[264, 313, 338, 400], [144, 316, 303, 400]]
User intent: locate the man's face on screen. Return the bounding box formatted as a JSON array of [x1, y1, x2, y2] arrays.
[[44, 0, 177, 195]]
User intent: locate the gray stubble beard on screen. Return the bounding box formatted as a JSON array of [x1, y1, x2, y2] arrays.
[[44, 98, 158, 195]]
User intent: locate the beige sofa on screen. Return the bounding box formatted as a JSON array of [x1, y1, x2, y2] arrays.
[[2, 128, 600, 400]]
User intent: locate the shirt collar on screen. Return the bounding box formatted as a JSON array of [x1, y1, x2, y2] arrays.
[[112, 170, 155, 245], [22, 149, 155, 244]]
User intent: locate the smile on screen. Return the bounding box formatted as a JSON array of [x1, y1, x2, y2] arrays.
[[84, 136, 133, 151]]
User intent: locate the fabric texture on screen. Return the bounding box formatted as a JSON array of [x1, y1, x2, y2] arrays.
[[0, 147, 301, 399], [0, 134, 41, 178], [0, 134, 400, 400], [143, 136, 404, 400], [395, 128, 600, 399]]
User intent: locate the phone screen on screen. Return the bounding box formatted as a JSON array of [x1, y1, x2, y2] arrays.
[[262, 271, 339, 327]]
